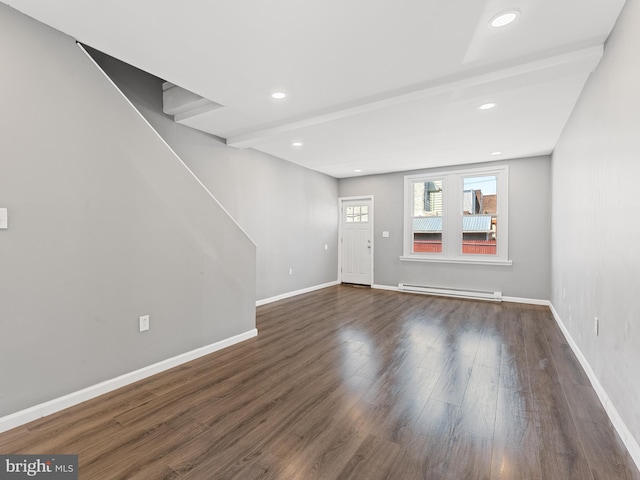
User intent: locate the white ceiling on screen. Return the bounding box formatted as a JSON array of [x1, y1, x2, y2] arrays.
[[3, 0, 627, 178]]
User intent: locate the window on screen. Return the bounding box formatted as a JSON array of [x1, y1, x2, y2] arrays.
[[402, 165, 510, 265], [345, 205, 369, 223]]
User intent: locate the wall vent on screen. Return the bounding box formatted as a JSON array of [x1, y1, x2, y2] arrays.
[[398, 283, 502, 302]]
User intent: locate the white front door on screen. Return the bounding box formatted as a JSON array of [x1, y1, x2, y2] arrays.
[[340, 198, 373, 285]]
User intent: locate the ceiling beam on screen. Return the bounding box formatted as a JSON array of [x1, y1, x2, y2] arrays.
[[226, 45, 602, 149]]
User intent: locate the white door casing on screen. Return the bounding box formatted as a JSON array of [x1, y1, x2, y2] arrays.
[[339, 197, 373, 285]]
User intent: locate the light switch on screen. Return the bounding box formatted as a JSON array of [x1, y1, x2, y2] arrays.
[[382, 231, 389, 238], [0, 208, 7, 229]]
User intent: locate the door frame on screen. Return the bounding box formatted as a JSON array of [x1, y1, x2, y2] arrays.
[[338, 195, 374, 285]]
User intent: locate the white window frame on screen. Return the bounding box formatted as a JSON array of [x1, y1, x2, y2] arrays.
[[401, 165, 511, 266]]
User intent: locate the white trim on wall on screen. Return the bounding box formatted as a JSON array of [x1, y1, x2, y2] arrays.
[[256, 281, 340, 307], [0, 329, 257, 433], [372, 284, 400, 292], [502, 296, 549, 306], [548, 303, 640, 472]]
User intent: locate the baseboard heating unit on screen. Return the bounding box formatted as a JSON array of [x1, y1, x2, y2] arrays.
[[398, 283, 502, 302]]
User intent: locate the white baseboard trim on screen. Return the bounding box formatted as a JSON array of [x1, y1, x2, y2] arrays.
[[0, 328, 257, 434], [502, 296, 550, 306], [256, 280, 339, 306], [372, 284, 399, 292], [548, 303, 640, 471]]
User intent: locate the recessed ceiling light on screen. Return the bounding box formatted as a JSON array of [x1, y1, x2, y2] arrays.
[[271, 91, 287, 100], [490, 10, 520, 28], [291, 141, 303, 147], [479, 102, 497, 110], [354, 169, 362, 173], [491, 151, 502, 156]]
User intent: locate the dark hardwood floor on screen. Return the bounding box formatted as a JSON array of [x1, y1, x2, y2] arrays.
[[1, 285, 638, 479]]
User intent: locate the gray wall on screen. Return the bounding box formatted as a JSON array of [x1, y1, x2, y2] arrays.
[[551, 0, 640, 448], [0, 4, 255, 417], [339, 156, 551, 299], [90, 51, 339, 302]]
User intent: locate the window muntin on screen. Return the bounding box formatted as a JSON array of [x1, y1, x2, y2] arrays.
[[345, 205, 369, 223]]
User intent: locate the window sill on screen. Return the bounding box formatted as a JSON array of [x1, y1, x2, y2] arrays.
[[399, 255, 513, 266]]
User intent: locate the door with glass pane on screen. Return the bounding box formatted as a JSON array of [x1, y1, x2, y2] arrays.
[[340, 198, 373, 285]]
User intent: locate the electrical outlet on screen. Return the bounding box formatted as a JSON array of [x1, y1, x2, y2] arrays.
[[289, 268, 293, 276], [594, 317, 599, 336], [139, 315, 150, 332]]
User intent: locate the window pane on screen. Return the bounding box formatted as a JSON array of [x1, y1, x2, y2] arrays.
[[346, 207, 353, 215], [412, 179, 443, 253], [413, 180, 443, 216], [361, 214, 368, 223], [462, 176, 497, 255], [354, 206, 361, 215], [361, 206, 368, 214]]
